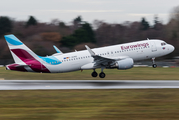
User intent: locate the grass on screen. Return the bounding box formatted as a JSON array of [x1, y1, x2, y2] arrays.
[[0, 67, 179, 119], [0, 67, 179, 80], [0, 89, 179, 120]]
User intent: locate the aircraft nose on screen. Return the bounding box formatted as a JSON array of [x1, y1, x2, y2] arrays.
[[168, 44, 175, 52], [170, 44, 175, 52]]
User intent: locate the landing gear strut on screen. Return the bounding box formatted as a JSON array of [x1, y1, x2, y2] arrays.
[[91, 69, 98, 77], [91, 67, 106, 78], [152, 58, 157, 68], [99, 66, 106, 78]]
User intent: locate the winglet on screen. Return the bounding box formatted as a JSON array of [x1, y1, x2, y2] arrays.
[[53, 45, 63, 54], [85, 45, 95, 56]]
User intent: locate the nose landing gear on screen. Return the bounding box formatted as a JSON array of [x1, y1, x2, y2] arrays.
[[152, 58, 157, 68]]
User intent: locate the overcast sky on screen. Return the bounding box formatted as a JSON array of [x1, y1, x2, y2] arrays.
[[0, 0, 178, 24]]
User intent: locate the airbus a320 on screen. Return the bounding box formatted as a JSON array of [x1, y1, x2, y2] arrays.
[[5, 34, 174, 78]]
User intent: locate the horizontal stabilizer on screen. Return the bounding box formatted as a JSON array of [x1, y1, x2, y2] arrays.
[[15, 64, 29, 68]]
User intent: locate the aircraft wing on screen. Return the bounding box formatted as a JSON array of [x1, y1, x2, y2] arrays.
[[53, 45, 63, 54], [52, 45, 63, 56], [85, 45, 129, 67]]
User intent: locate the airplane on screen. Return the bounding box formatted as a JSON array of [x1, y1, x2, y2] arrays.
[[4, 34, 174, 78]]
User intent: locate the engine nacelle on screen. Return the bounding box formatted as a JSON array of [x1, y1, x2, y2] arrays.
[[115, 58, 134, 70]]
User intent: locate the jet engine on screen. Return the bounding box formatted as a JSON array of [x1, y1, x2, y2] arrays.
[[115, 58, 134, 70]]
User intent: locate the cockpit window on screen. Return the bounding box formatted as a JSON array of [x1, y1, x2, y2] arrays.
[[161, 42, 166, 46]]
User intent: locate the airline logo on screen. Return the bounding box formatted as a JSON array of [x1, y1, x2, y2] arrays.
[[121, 43, 149, 50], [64, 57, 69, 59], [162, 47, 165, 50]]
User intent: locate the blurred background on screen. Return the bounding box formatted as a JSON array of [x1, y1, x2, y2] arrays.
[[0, 0, 179, 66]]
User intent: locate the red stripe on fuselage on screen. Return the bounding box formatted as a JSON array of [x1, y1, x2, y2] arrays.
[[11, 49, 50, 73]]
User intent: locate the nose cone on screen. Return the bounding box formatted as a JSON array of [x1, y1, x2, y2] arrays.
[[170, 44, 175, 52]]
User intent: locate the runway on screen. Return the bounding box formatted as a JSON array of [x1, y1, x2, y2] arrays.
[[0, 80, 179, 90]]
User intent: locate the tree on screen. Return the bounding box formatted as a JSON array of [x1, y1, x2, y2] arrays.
[[40, 32, 61, 42], [170, 5, 179, 22], [140, 17, 150, 30], [73, 16, 82, 30], [0, 16, 12, 37], [167, 6, 179, 42], [81, 22, 96, 43], [153, 15, 159, 29], [61, 22, 96, 48], [166, 6, 179, 57], [59, 22, 66, 28], [73, 16, 82, 24], [26, 16, 37, 27]]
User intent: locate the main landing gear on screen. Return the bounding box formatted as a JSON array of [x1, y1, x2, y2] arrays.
[[91, 69, 98, 77], [152, 58, 157, 68], [91, 67, 106, 78]]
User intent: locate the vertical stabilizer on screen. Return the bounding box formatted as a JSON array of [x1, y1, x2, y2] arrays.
[[4, 34, 39, 63]]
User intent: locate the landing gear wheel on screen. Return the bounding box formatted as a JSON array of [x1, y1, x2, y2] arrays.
[[151, 58, 157, 68], [152, 64, 157, 68], [91, 71, 98, 77], [99, 72, 106, 78]]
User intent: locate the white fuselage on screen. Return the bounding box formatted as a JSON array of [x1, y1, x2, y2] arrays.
[[43, 39, 174, 73]]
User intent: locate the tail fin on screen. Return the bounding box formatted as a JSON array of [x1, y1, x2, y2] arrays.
[[4, 34, 38, 63]]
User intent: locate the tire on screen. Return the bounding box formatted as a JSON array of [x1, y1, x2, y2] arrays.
[[91, 71, 98, 77], [153, 64, 157, 68], [99, 72, 106, 78]]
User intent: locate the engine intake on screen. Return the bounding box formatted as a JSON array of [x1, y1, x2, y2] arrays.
[[115, 58, 134, 70]]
